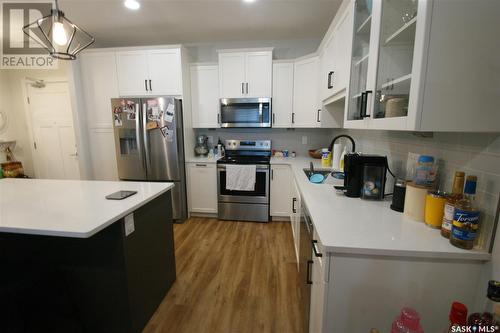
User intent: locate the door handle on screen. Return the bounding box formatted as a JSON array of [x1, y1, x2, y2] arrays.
[[149, 79, 152, 92], [317, 109, 321, 123], [327, 71, 334, 89], [292, 112, 295, 124], [69, 152, 78, 157], [312, 240, 323, 257], [217, 113, 220, 124], [292, 197, 297, 213], [272, 113, 275, 124], [145, 79, 148, 91], [241, 83, 244, 95], [307, 260, 313, 284], [361, 90, 372, 118], [271, 169, 274, 180], [245, 82, 249, 94]]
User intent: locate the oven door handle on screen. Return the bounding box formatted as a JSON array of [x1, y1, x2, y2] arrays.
[[217, 164, 269, 171]]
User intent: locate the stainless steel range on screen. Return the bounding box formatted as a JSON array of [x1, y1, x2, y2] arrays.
[[217, 140, 271, 222]]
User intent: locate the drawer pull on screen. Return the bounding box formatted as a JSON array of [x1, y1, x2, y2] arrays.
[[195, 164, 207, 167]]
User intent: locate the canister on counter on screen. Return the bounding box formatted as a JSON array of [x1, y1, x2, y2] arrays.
[[404, 182, 431, 222], [390, 179, 407, 212], [424, 191, 448, 228]]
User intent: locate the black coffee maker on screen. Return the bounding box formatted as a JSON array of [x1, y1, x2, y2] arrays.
[[343, 153, 388, 199]]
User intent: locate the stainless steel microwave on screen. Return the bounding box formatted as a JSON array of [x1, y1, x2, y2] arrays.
[[219, 98, 272, 128]]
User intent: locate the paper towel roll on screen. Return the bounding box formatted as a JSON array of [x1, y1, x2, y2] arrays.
[[332, 143, 342, 171], [404, 182, 430, 222]]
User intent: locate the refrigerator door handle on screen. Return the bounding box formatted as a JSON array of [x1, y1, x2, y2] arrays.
[[142, 103, 150, 176], [136, 103, 147, 175]]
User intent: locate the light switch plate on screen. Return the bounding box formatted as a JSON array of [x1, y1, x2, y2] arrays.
[[124, 213, 135, 236]]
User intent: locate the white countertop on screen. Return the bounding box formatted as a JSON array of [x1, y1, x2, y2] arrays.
[[271, 156, 491, 261], [0, 178, 174, 238]]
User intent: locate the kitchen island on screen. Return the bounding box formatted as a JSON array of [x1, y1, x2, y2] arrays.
[[271, 157, 492, 332], [0, 178, 176, 333]]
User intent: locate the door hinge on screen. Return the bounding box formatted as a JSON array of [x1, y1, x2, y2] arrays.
[[33, 142, 37, 149]]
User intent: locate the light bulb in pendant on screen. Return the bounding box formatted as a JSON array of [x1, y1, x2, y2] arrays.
[[53, 21, 68, 46]]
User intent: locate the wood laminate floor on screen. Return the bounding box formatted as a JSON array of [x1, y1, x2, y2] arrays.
[[143, 217, 304, 333]]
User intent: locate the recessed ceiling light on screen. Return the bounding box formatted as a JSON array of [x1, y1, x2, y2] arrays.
[[243, 0, 257, 3], [124, 0, 141, 10]]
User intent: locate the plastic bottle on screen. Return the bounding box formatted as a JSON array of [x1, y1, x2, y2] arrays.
[[446, 302, 468, 332], [391, 307, 424, 333], [339, 146, 348, 172], [450, 175, 480, 250], [321, 148, 331, 167]]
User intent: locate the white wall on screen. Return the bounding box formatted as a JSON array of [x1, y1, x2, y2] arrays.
[[0, 63, 70, 177], [186, 38, 321, 63]]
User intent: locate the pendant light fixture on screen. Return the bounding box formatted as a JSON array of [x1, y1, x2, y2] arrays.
[[22, 0, 95, 60]]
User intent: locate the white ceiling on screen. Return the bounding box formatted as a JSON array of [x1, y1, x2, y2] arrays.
[[58, 0, 342, 47]]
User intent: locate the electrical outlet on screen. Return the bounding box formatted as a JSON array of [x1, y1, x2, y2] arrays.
[[302, 136, 308, 145]]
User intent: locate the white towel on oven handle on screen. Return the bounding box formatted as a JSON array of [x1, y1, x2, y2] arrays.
[[225, 164, 256, 191]]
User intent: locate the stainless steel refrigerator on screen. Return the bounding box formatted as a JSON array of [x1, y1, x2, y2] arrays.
[[111, 96, 187, 222]]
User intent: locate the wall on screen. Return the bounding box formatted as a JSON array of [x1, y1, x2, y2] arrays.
[[338, 128, 500, 308], [185, 38, 321, 63], [0, 63, 70, 177], [194, 128, 335, 156]]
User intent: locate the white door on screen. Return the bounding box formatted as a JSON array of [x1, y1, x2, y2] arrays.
[[27, 81, 80, 179], [147, 49, 182, 95], [219, 52, 246, 98], [270, 165, 292, 216], [293, 56, 321, 127], [190, 65, 220, 128], [187, 163, 218, 213], [245, 51, 272, 97], [116, 50, 149, 96], [272, 62, 294, 127]]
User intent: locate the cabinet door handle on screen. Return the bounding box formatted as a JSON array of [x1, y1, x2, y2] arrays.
[[217, 113, 220, 124], [307, 260, 313, 284], [312, 240, 323, 257], [292, 197, 297, 213], [246, 82, 249, 94], [272, 113, 275, 124], [241, 83, 244, 94], [292, 112, 295, 124], [149, 79, 152, 91], [317, 109, 321, 123], [361, 90, 372, 118], [327, 71, 334, 89], [271, 169, 274, 180], [145, 79, 148, 91], [195, 164, 207, 167]]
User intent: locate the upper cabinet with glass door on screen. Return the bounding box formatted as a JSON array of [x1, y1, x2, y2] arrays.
[[345, 0, 500, 132], [344, 0, 374, 128], [370, 0, 418, 128]]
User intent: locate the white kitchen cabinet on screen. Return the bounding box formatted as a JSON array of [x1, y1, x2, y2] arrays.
[[218, 50, 272, 98], [115, 51, 150, 96], [79, 51, 119, 180], [270, 165, 292, 217], [271, 62, 294, 128], [190, 65, 220, 128], [147, 48, 182, 95], [293, 55, 321, 128], [116, 48, 182, 97], [344, 0, 500, 132], [321, 7, 353, 103], [309, 229, 327, 333], [186, 163, 218, 213], [290, 179, 301, 264]]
